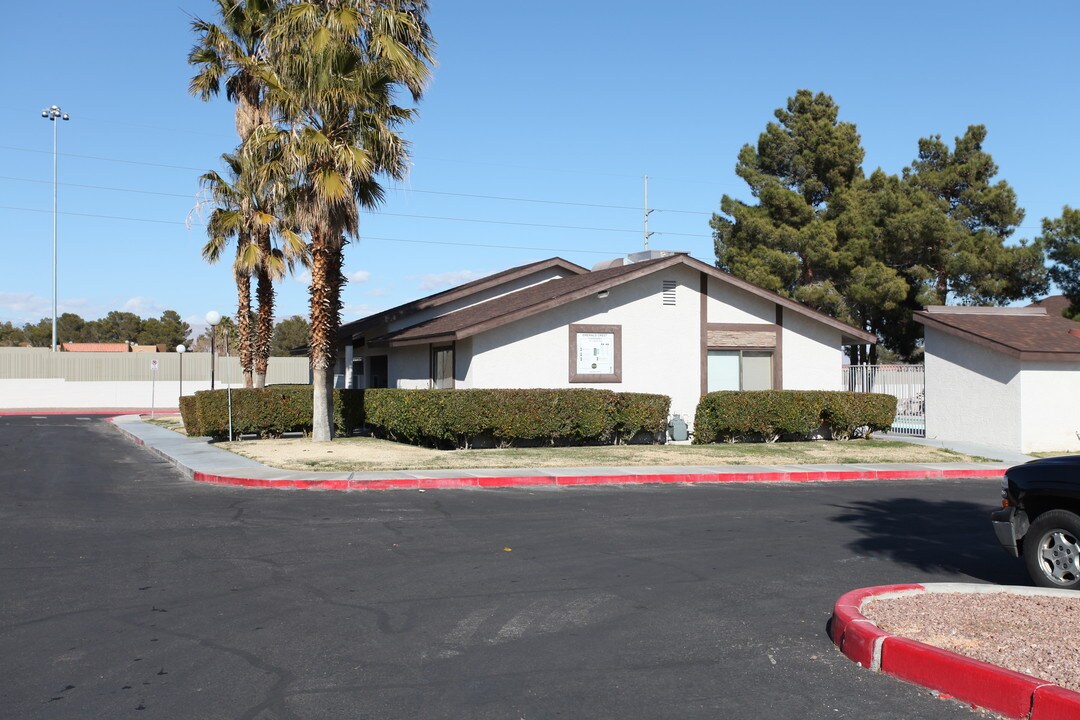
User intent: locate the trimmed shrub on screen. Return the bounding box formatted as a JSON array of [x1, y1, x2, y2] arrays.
[[178, 394, 203, 437], [614, 392, 672, 443], [692, 390, 897, 444], [364, 388, 671, 448], [190, 387, 365, 441], [821, 392, 897, 440]]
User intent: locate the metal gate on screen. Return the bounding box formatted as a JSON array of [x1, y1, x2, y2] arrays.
[[844, 364, 925, 437]]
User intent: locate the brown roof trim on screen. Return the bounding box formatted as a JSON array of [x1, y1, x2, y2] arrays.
[[381, 256, 680, 345], [381, 254, 876, 346], [338, 256, 587, 340], [680, 256, 877, 344], [922, 305, 1045, 316], [915, 311, 1080, 361]]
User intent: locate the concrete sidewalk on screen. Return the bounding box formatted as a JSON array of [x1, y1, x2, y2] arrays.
[[111, 415, 1015, 491]]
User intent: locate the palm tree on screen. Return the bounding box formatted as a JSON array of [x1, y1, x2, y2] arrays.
[[190, 0, 274, 388], [200, 159, 256, 387], [256, 0, 435, 440], [189, 0, 276, 140], [201, 150, 306, 388]]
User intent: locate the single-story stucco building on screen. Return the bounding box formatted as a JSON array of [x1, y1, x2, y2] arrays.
[[915, 304, 1080, 454], [332, 251, 876, 425]]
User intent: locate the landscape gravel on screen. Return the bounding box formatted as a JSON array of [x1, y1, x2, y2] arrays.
[[863, 592, 1080, 692]]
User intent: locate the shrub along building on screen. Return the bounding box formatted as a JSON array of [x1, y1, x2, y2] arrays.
[[335, 251, 877, 427]]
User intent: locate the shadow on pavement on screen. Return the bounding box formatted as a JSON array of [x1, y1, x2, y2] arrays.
[[829, 497, 1030, 586]]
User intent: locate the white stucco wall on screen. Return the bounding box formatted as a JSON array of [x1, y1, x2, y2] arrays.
[[0, 379, 239, 409], [706, 277, 775, 323], [370, 263, 856, 428], [1019, 361, 1080, 453], [468, 264, 704, 422], [923, 327, 1022, 450], [780, 312, 845, 391]]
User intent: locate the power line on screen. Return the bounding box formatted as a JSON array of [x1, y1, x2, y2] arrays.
[[0, 182, 713, 238], [0, 175, 196, 200], [0, 148, 713, 215], [0, 205, 624, 255], [358, 235, 617, 255]]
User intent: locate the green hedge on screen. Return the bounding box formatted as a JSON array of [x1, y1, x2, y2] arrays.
[[364, 388, 671, 448], [692, 390, 896, 444], [181, 387, 365, 441], [178, 394, 203, 437]]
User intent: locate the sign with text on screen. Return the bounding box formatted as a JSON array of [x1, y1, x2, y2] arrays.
[[575, 332, 615, 375]]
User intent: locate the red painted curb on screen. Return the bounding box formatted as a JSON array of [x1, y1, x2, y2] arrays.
[[1032, 685, 1080, 720], [831, 585, 1080, 719], [882, 637, 1041, 718], [187, 467, 1005, 492]]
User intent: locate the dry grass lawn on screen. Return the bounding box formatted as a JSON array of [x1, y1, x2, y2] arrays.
[[145, 414, 982, 472], [218, 435, 979, 472]]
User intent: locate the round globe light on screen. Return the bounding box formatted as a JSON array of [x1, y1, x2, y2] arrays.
[[176, 344, 186, 354], [205, 311, 222, 327]]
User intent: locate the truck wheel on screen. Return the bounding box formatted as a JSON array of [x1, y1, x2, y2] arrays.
[[1023, 510, 1080, 589]]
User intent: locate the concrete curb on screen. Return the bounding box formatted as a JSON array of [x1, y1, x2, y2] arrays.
[[106, 415, 1008, 492], [185, 466, 1006, 491], [830, 583, 1080, 719]]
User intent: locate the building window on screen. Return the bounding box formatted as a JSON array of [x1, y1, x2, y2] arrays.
[[707, 350, 773, 392], [432, 346, 454, 389], [662, 279, 677, 306], [568, 324, 622, 383]]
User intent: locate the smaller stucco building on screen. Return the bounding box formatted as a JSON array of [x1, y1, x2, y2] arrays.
[[915, 305, 1080, 454], [334, 251, 875, 426]]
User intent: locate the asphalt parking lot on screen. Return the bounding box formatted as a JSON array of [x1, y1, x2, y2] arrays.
[[0, 416, 1028, 719]]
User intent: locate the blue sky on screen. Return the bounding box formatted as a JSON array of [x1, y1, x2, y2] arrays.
[[3, 1, 1077, 336]]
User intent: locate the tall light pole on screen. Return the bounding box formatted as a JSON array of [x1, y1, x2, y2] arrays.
[[206, 311, 222, 390], [41, 105, 69, 352]]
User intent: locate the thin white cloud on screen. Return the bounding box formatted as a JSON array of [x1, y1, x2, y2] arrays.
[[293, 269, 312, 285], [349, 270, 372, 283], [417, 270, 484, 291], [366, 288, 388, 298], [0, 292, 49, 323], [121, 296, 165, 316], [342, 302, 373, 319]]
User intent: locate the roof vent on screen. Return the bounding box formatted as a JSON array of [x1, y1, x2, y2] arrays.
[[591, 258, 625, 271], [627, 250, 685, 264]]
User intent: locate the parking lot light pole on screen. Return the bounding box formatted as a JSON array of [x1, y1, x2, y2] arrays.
[[41, 105, 69, 352]]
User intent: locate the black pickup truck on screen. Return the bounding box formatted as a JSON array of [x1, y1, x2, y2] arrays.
[[991, 455, 1080, 589]]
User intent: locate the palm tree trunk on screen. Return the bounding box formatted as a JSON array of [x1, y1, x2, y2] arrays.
[[254, 229, 274, 388], [235, 268, 254, 388], [309, 230, 335, 441]]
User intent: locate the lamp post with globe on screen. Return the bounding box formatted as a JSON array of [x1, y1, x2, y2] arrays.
[[176, 344, 186, 398]]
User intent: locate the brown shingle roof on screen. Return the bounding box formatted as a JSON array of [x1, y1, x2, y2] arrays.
[[377, 256, 675, 344], [915, 306, 1080, 360], [376, 254, 878, 346], [1028, 295, 1074, 318], [337, 257, 586, 340]]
